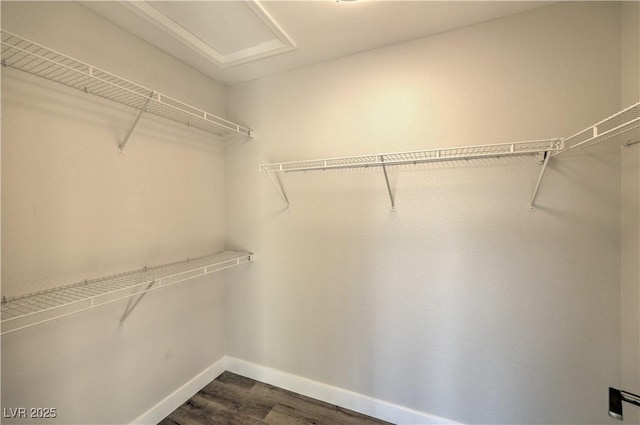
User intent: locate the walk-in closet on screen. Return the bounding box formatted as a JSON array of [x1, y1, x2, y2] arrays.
[[1, 1, 639, 424]]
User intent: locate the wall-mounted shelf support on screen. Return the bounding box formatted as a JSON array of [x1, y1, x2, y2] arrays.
[[119, 91, 153, 153], [119, 279, 156, 323], [265, 171, 290, 209], [260, 139, 564, 209], [528, 150, 552, 210], [380, 155, 396, 211], [0, 251, 252, 335]]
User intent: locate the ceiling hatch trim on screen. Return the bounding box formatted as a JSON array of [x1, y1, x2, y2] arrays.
[[121, 0, 297, 69]]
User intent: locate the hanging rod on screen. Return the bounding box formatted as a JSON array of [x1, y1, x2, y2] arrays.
[[0, 251, 252, 335], [0, 30, 252, 139]]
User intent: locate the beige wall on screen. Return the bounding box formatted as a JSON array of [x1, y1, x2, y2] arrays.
[[226, 2, 623, 423], [1, 2, 229, 423], [621, 2, 640, 424]]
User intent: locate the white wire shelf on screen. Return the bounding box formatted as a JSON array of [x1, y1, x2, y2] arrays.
[[259, 103, 639, 210], [558, 102, 640, 154], [259, 139, 564, 173], [0, 251, 252, 335], [0, 30, 252, 138]]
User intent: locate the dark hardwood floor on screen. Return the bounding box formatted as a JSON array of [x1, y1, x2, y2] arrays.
[[159, 371, 394, 425]]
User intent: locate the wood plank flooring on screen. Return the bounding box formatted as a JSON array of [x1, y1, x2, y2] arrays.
[[159, 371, 394, 425]]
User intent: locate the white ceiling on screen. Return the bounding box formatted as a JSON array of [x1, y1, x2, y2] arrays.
[[83, 1, 556, 86]]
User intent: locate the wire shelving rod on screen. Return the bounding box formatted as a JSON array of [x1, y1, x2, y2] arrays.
[[1, 251, 252, 335], [0, 30, 252, 139], [556, 102, 640, 155], [259, 139, 564, 173], [259, 139, 563, 210]]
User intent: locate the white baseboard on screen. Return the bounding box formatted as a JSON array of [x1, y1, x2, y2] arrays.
[[225, 356, 460, 425], [131, 356, 228, 425], [131, 355, 459, 425]]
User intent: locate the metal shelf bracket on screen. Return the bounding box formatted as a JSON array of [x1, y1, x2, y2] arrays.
[[119, 91, 154, 153], [265, 171, 290, 209], [120, 278, 156, 323], [529, 150, 552, 211], [380, 155, 396, 211]]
